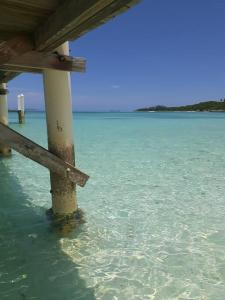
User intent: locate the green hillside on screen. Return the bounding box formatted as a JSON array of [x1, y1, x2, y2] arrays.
[[136, 100, 225, 112]]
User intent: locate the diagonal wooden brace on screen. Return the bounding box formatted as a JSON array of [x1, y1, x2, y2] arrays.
[[0, 123, 89, 187]]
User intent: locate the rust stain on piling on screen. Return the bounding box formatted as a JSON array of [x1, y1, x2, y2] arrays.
[[49, 143, 75, 165], [48, 143, 78, 216]]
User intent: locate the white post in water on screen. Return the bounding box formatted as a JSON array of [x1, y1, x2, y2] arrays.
[[43, 41, 78, 218], [0, 83, 11, 156], [17, 93, 25, 124]]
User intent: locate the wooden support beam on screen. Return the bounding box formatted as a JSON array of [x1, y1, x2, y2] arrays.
[[0, 51, 86, 73], [0, 0, 140, 82], [0, 35, 33, 81], [0, 65, 42, 74], [0, 30, 30, 41], [0, 35, 34, 65], [0, 70, 20, 83], [34, 0, 141, 51], [0, 122, 89, 187]]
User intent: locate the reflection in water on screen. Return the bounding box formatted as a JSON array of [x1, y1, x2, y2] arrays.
[[0, 161, 96, 300]]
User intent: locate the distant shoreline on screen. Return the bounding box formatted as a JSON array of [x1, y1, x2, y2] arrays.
[[8, 109, 225, 113], [137, 110, 225, 113], [136, 100, 225, 112]]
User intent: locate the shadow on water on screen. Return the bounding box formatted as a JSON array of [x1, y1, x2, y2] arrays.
[[0, 160, 96, 300]]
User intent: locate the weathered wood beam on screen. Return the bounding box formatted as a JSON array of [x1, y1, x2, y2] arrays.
[[0, 123, 89, 187], [34, 0, 141, 51], [0, 70, 20, 83], [0, 30, 30, 41], [0, 65, 42, 74], [0, 35, 34, 65], [0, 51, 86, 73], [0, 35, 32, 83], [0, 35, 85, 73], [0, 0, 140, 81], [0, 0, 55, 17]]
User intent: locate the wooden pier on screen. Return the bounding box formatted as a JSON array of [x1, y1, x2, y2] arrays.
[[0, 0, 141, 223]]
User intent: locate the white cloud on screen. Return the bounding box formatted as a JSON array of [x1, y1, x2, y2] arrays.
[[112, 85, 120, 89]]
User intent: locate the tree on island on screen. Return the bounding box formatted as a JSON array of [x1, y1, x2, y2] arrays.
[[136, 99, 225, 112]]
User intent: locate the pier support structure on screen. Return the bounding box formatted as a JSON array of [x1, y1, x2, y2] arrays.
[[43, 42, 78, 218], [0, 83, 11, 156], [17, 94, 25, 124]]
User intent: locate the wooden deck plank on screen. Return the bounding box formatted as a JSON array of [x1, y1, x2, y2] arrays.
[[35, 0, 141, 51]]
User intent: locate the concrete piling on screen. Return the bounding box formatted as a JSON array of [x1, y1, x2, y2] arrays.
[[0, 83, 11, 156], [43, 42, 78, 220]]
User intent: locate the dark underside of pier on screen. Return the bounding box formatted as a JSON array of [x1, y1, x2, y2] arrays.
[[0, 0, 140, 82]]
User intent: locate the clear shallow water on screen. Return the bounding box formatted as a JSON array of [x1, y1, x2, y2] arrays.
[[1, 112, 225, 299]]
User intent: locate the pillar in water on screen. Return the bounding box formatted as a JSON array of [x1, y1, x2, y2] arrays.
[[0, 83, 11, 156], [43, 42, 78, 219], [17, 94, 25, 124]]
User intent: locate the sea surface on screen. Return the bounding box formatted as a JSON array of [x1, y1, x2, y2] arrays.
[[1, 112, 225, 300]]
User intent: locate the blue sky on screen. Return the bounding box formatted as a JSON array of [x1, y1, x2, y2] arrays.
[[7, 0, 225, 111]]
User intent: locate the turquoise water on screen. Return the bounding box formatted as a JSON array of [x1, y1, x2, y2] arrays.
[[1, 112, 225, 300]]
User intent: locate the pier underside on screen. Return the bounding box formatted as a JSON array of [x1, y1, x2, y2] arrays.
[[0, 0, 141, 222], [0, 0, 140, 82]]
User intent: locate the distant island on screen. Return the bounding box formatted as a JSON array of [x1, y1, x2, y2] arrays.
[[136, 99, 225, 112]]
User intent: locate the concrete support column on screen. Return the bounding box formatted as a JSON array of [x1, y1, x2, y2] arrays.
[[43, 42, 77, 217], [0, 83, 11, 156]]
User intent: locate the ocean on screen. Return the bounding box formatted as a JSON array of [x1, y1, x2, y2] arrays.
[[1, 112, 225, 300]]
